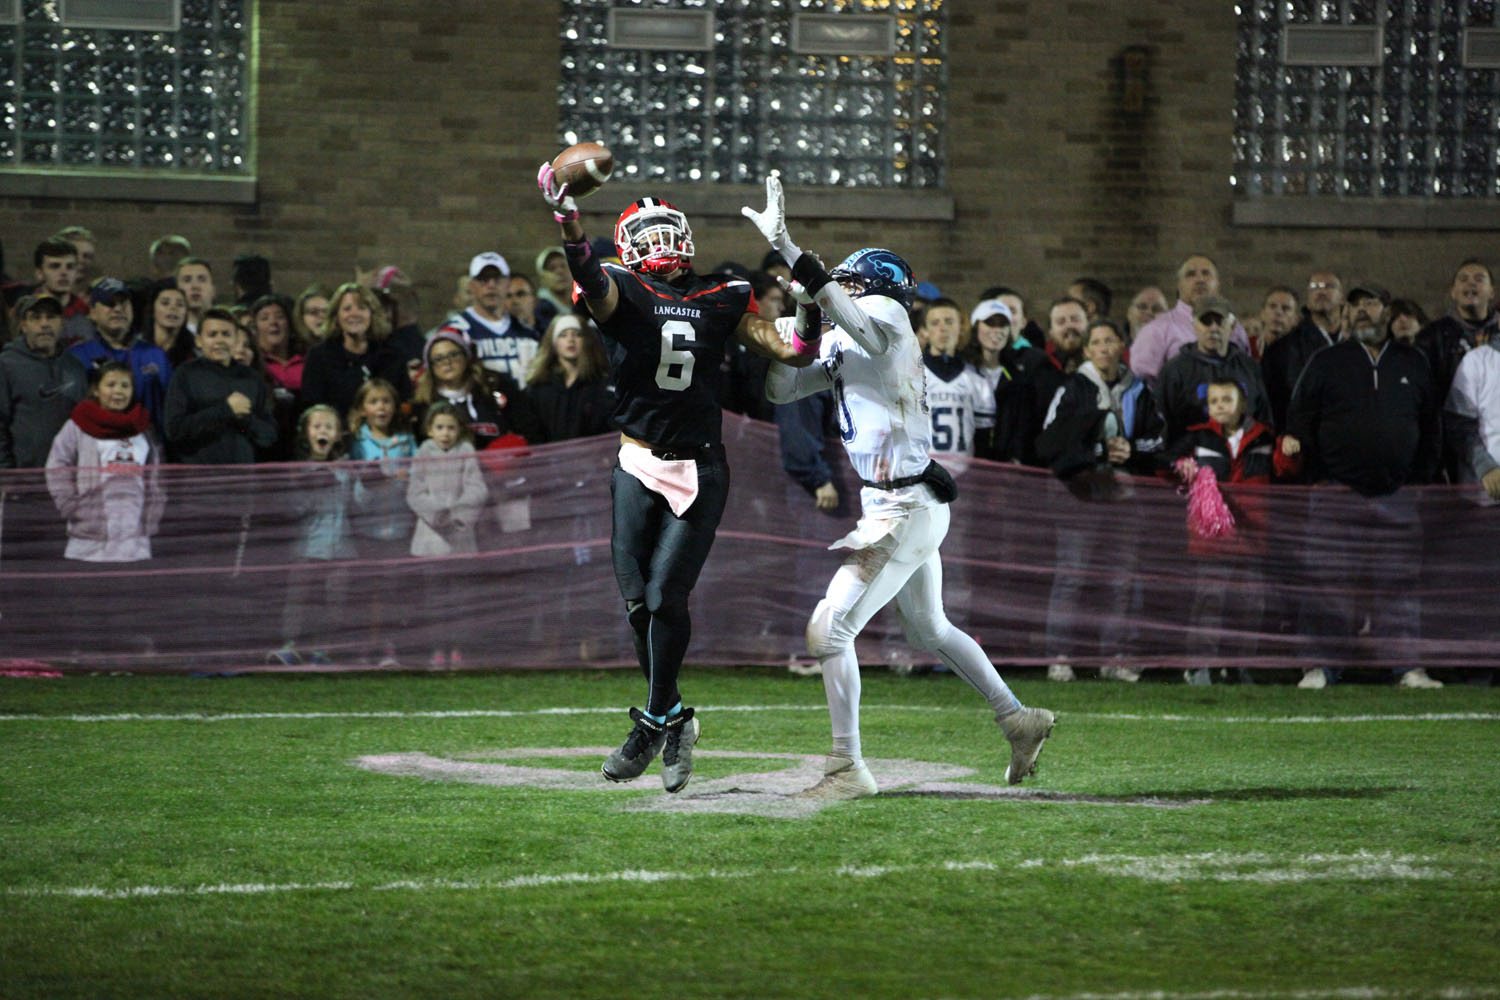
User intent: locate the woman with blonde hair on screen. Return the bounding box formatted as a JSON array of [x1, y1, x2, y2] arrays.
[[293, 283, 332, 345], [300, 282, 411, 417], [525, 311, 614, 442]]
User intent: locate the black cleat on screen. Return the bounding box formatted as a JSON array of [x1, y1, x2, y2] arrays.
[[602, 708, 667, 782]]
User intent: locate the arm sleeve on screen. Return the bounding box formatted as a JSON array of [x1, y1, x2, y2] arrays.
[[1444, 361, 1499, 479], [1412, 368, 1443, 485], [1230, 320, 1251, 356], [405, 457, 443, 524], [775, 393, 834, 493], [164, 372, 235, 450], [144, 438, 167, 535], [810, 283, 895, 357], [972, 372, 996, 431], [44, 422, 82, 516], [0, 373, 14, 468], [244, 383, 279, 449], [299, 352, 330, 409], [765, 356, 834, 405], [455, 456, 491, 521], [1130, 326, 1166, 384]]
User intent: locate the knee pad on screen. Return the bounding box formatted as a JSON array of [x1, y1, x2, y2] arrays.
[[644, 582, 690, 626], [805, 598, 854, 659], [897, 604, 951, 653], [625, 598, 650, 638]]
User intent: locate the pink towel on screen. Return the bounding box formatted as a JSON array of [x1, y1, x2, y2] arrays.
[[618, 442, 700, 517]]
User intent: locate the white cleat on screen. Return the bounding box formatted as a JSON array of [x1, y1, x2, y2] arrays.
[[795, 757, 878, 800], [1398, 668, 1443, 689], [1298, 668, 1328, 690], [1001, 706, 1056, 785]]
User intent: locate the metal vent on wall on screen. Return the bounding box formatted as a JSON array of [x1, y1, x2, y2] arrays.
[[59, 0, 179, 31], [1281, 25, 1383, 66], [606, 10, 713, 52], [791, 15, 896, 57], [1465, 28, 1500, 69]]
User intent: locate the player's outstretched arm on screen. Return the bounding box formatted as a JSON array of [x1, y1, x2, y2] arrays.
[[764, 341, 834, 404], [741, 173, 891, 356], [537, 160, 619, 323], [734, 311, 815, 367]]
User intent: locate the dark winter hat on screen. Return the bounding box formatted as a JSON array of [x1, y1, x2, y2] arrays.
[[1345, 281, 1390, 306]]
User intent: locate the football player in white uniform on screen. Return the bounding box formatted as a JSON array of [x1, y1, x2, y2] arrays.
[[743, 175, 1055, 799]]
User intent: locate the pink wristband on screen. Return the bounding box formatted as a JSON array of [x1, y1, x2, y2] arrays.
[[792, 331, 820, 358]]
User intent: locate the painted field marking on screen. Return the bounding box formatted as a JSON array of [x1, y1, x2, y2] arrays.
[[1006, 989, 1499, 1000], [354, 747, 1203, 817], [1, 706, 1496, 725], [3, 848, 1454, 903]]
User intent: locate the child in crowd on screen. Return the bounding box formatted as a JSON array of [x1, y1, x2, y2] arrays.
[[1167, 378, 1290, 684], [919, 297, 995, 474], [45, 361, 165, 563], [348, 378, 416, 666], [406, 401, 489, 668], [271, 404, 357, 666]]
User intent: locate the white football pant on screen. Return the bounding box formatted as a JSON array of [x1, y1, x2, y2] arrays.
[[805, 503, 1021, 762]]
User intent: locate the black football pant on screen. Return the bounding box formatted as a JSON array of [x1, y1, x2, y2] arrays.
[[609, 450, 729, 718]]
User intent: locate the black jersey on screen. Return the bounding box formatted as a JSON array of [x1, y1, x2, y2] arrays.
[[596, 263, 758, 449]]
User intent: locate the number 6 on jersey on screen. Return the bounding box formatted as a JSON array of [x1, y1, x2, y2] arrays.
[[656, 319, 696, 391]]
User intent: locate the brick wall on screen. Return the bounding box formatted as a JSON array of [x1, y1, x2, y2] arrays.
[[1, 1, 1486, 327]]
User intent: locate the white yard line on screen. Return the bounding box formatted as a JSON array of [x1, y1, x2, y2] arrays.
[[1010, 990, 1498, 1000], [0, 706, 1496, 724], [2, 850, 1453, 902]]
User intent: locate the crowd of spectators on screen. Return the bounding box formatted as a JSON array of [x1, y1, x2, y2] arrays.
[[1, 227, 1496, 684]]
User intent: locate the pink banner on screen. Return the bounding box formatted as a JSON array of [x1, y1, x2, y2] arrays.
[[3, 414, 1496, 676]]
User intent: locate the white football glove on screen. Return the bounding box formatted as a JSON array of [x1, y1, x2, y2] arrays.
[[740, 171, 802, 265], [537, 161, 579, 223], [777, 274, 815, 307]]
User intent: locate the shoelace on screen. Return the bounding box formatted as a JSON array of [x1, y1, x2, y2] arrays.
[[622, 722, 657, 759], [662, 728, 683, 766]]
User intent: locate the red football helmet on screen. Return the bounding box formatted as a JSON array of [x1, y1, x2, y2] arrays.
[[614, 197, 695, 276]]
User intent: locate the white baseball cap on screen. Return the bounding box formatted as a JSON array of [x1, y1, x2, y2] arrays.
[[970, 299, 1014, 327], [468, 252, 510, 278]]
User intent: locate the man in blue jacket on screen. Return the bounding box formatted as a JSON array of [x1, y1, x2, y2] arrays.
[[67, 277, 172, 440]]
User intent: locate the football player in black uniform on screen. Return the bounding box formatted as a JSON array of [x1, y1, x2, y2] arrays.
[[538, 161, 816, 793]]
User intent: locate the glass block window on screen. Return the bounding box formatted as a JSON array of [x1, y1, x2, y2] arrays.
[[558, 1, 947, 188], [0, 0, 250, 174], [1234, 1, 1500, 199]]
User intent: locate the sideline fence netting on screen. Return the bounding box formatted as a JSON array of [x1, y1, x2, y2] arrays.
[[2, 415, 1496, 675]]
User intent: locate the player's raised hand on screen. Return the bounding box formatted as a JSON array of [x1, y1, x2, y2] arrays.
[[777, 274, 814, 306], [741, 172, 788, 245], [537, 162, 579, 223]]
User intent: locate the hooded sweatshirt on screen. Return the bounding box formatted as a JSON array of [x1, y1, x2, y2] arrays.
[[0, 338, 89, 468]]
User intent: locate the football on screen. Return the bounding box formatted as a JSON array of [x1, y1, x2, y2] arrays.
[[551, 141, 614, 199]]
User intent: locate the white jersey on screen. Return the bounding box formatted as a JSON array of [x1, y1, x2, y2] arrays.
[[766, 290, 938, 519], [922, 359, 995, 464]]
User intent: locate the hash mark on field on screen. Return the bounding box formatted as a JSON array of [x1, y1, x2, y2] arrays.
[[3, 849, 1455, 903], [2, 706, 1497, 724]]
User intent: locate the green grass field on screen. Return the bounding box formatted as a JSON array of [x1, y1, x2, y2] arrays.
[[1, 667, 1497, 1000]]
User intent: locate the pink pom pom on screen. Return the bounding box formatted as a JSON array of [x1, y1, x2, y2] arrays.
[[1185, 464, 1237, 539]]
